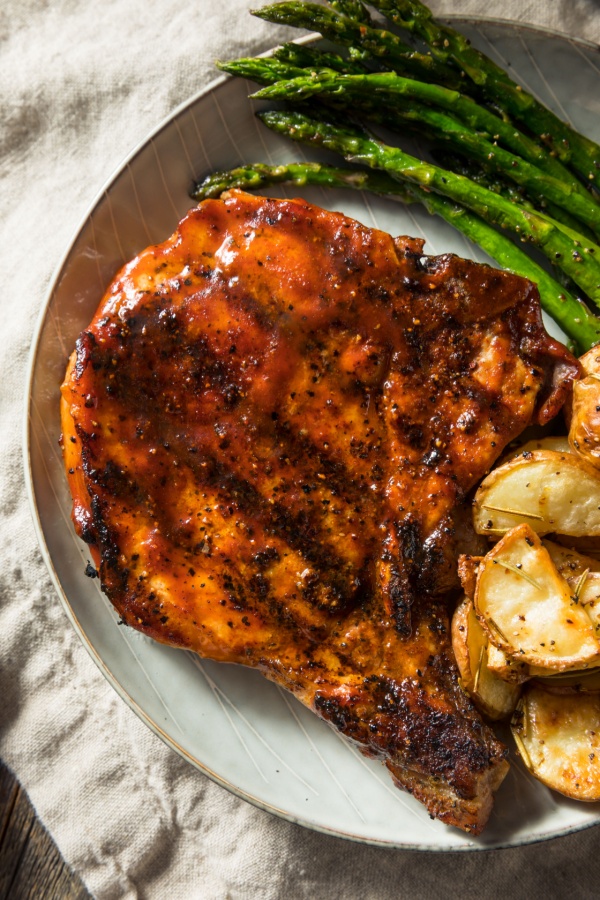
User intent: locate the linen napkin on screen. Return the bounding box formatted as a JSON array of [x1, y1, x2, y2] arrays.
[[3, 1, 600, 897]]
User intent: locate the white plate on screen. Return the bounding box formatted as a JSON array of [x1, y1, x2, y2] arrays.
[[25, 19, 600, 850]]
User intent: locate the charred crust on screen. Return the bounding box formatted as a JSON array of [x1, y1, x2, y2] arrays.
[[74, 331, 97, 380], [90, 495, 120, 574], [62, 194, 575, 832], [314, 692, 362, 739], [314, 671, 505, 797], [252, 547, 280, 570]]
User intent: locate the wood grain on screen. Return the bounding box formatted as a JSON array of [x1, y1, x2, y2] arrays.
[[0, 760, 90, 900]]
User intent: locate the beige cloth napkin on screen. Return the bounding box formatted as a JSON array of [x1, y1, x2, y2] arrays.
[[3, 1, 600, 897]]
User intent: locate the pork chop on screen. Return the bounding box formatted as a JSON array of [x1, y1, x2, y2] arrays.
[[61, 191, 578, 832]]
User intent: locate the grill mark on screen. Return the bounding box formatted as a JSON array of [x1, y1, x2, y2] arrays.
[[388, 570, 414, 637], [125, 269, 281, 338], [82, 377, 362, 599], [182, 265, 283, 335], [217, 273, 281, 333], [379, 526, 414, 637], [180, 449, 364, 610], [101, 335, 237, 409], [269, 418, 380, 510], [149, 406, 373, 582], [180, 418, 380, 615]]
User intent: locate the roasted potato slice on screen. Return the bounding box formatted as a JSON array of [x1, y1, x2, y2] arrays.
[[457, 555, 483, 600], [505, 435, 572, 461], [569, 348, 600, 469], [580, 347, 600, 376], [451, 595, 476, 684], [486, 643, 530, 684], [543, 539, 600, 578], [451, 596, 520, 719], [574, 571, 600, 634], [511, 684, 600, 800], [554, 535, 600, 560], [474, 525, 600, 671], [473, 450, 600, 537], [531, 668, 600, 694]]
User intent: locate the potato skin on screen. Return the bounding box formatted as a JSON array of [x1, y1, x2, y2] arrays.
[[451, 596, 520, 721], [513, 685, 600, 801], [473, 449, 600, 538], [566, 347, 600, 465]]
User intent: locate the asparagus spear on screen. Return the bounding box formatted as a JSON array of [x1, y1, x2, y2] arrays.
[[329, 0, 371, 23], [193, 160, 409, 198], [218, 57, 307, 82], [256, 109, 600, 307], [328, 1, 373, 61], [191, 161, 600, 350], [273, 42, 368, 74], [251, 2, 463, 89], [253, 73, 600, 234], [251, 67, 586, 193], [232, 55, 589, 205], [254, 71, 600, 234], [432, 149, 598, 244], [368, 0, 600, 190]]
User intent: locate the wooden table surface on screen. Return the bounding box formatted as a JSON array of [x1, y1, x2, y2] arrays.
[[0, 760, 90, 900]]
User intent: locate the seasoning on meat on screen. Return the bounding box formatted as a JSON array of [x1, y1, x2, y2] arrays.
[[61, 192, 579, 832]]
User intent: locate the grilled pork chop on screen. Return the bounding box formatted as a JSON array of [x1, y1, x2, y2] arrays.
[[61, 191, 578, 833]]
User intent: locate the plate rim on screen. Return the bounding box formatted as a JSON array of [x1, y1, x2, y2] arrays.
[[24, 17, 600, 852]]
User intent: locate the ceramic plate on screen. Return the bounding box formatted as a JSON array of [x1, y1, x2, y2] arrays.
[[25, 19, 600, 850]]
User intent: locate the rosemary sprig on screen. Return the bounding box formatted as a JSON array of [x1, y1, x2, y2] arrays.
[[487, 615, 511, 645], [482, 504, 543, 521], [492, 558, 541, 590], [473, 645, 486, 694], [512, 728, 534, 773], [573, 568, 591, 604]]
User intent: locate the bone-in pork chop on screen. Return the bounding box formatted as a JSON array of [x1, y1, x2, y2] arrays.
[[61, 191, 578, 832]]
